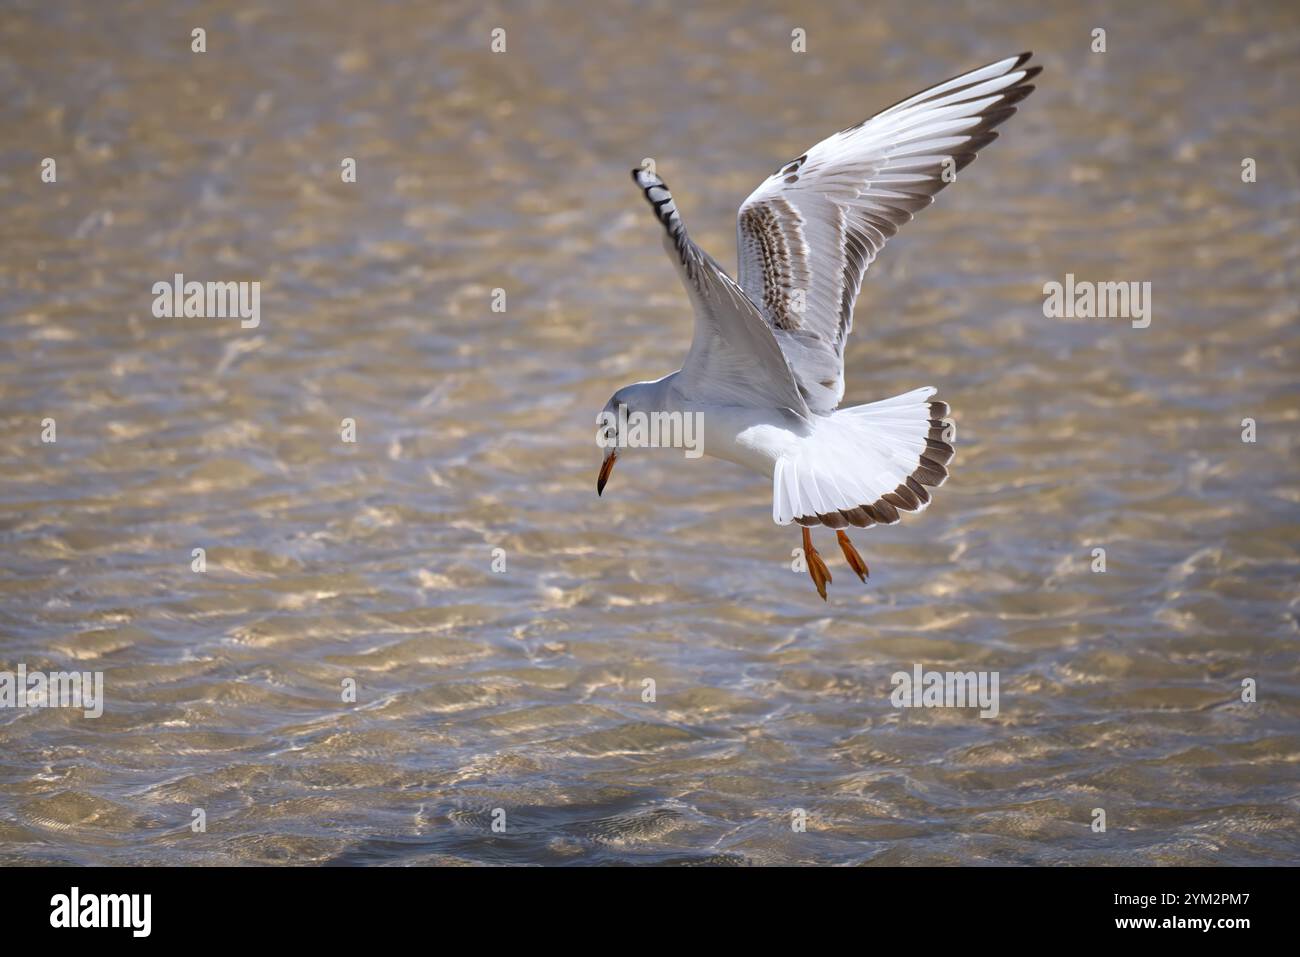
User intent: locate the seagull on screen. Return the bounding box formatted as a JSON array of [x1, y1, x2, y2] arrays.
[[597, 53, 1039, 599]]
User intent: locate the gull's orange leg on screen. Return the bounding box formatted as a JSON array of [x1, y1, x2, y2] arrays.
[[802, 526, 832, 601], [836, 530, 869, 583]]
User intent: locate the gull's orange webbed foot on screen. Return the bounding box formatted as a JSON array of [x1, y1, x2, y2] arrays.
[[836, 530, 869, 583], [801, 526, 832, 600]]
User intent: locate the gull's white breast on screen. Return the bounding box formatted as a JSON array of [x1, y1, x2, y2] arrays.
[[693, 402, 808, 477]]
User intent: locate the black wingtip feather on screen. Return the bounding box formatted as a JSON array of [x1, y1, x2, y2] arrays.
[[1000, 84, 1037, 108]]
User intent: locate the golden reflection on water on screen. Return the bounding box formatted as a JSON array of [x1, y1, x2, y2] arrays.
[[0, 0, 1298, 864]]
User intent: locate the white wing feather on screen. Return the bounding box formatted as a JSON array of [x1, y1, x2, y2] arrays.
[[631, 167, 810, 416], [737, 53, 1040, 412]]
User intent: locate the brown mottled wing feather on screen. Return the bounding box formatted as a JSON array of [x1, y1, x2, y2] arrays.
[[736, 53, 1040, 413]]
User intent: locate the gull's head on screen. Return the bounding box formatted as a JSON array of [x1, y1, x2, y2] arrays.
[[596, 380, 662, 496], [595, 392, 626, 496]]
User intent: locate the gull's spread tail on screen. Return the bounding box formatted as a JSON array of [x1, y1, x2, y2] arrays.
[[772, 388, 954, 528]]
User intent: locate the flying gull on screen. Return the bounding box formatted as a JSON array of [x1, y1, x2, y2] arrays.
[[597, 53, 1040, 598]]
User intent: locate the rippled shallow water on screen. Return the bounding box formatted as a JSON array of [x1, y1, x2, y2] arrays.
[[1, 0, 1298, 865]]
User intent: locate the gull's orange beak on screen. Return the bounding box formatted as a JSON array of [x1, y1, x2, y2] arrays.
[[597, 449, 618, 496]]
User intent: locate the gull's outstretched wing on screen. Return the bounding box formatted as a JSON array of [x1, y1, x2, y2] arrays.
[[632, 167, 810, 417], [737, 53, 1040, 413]]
